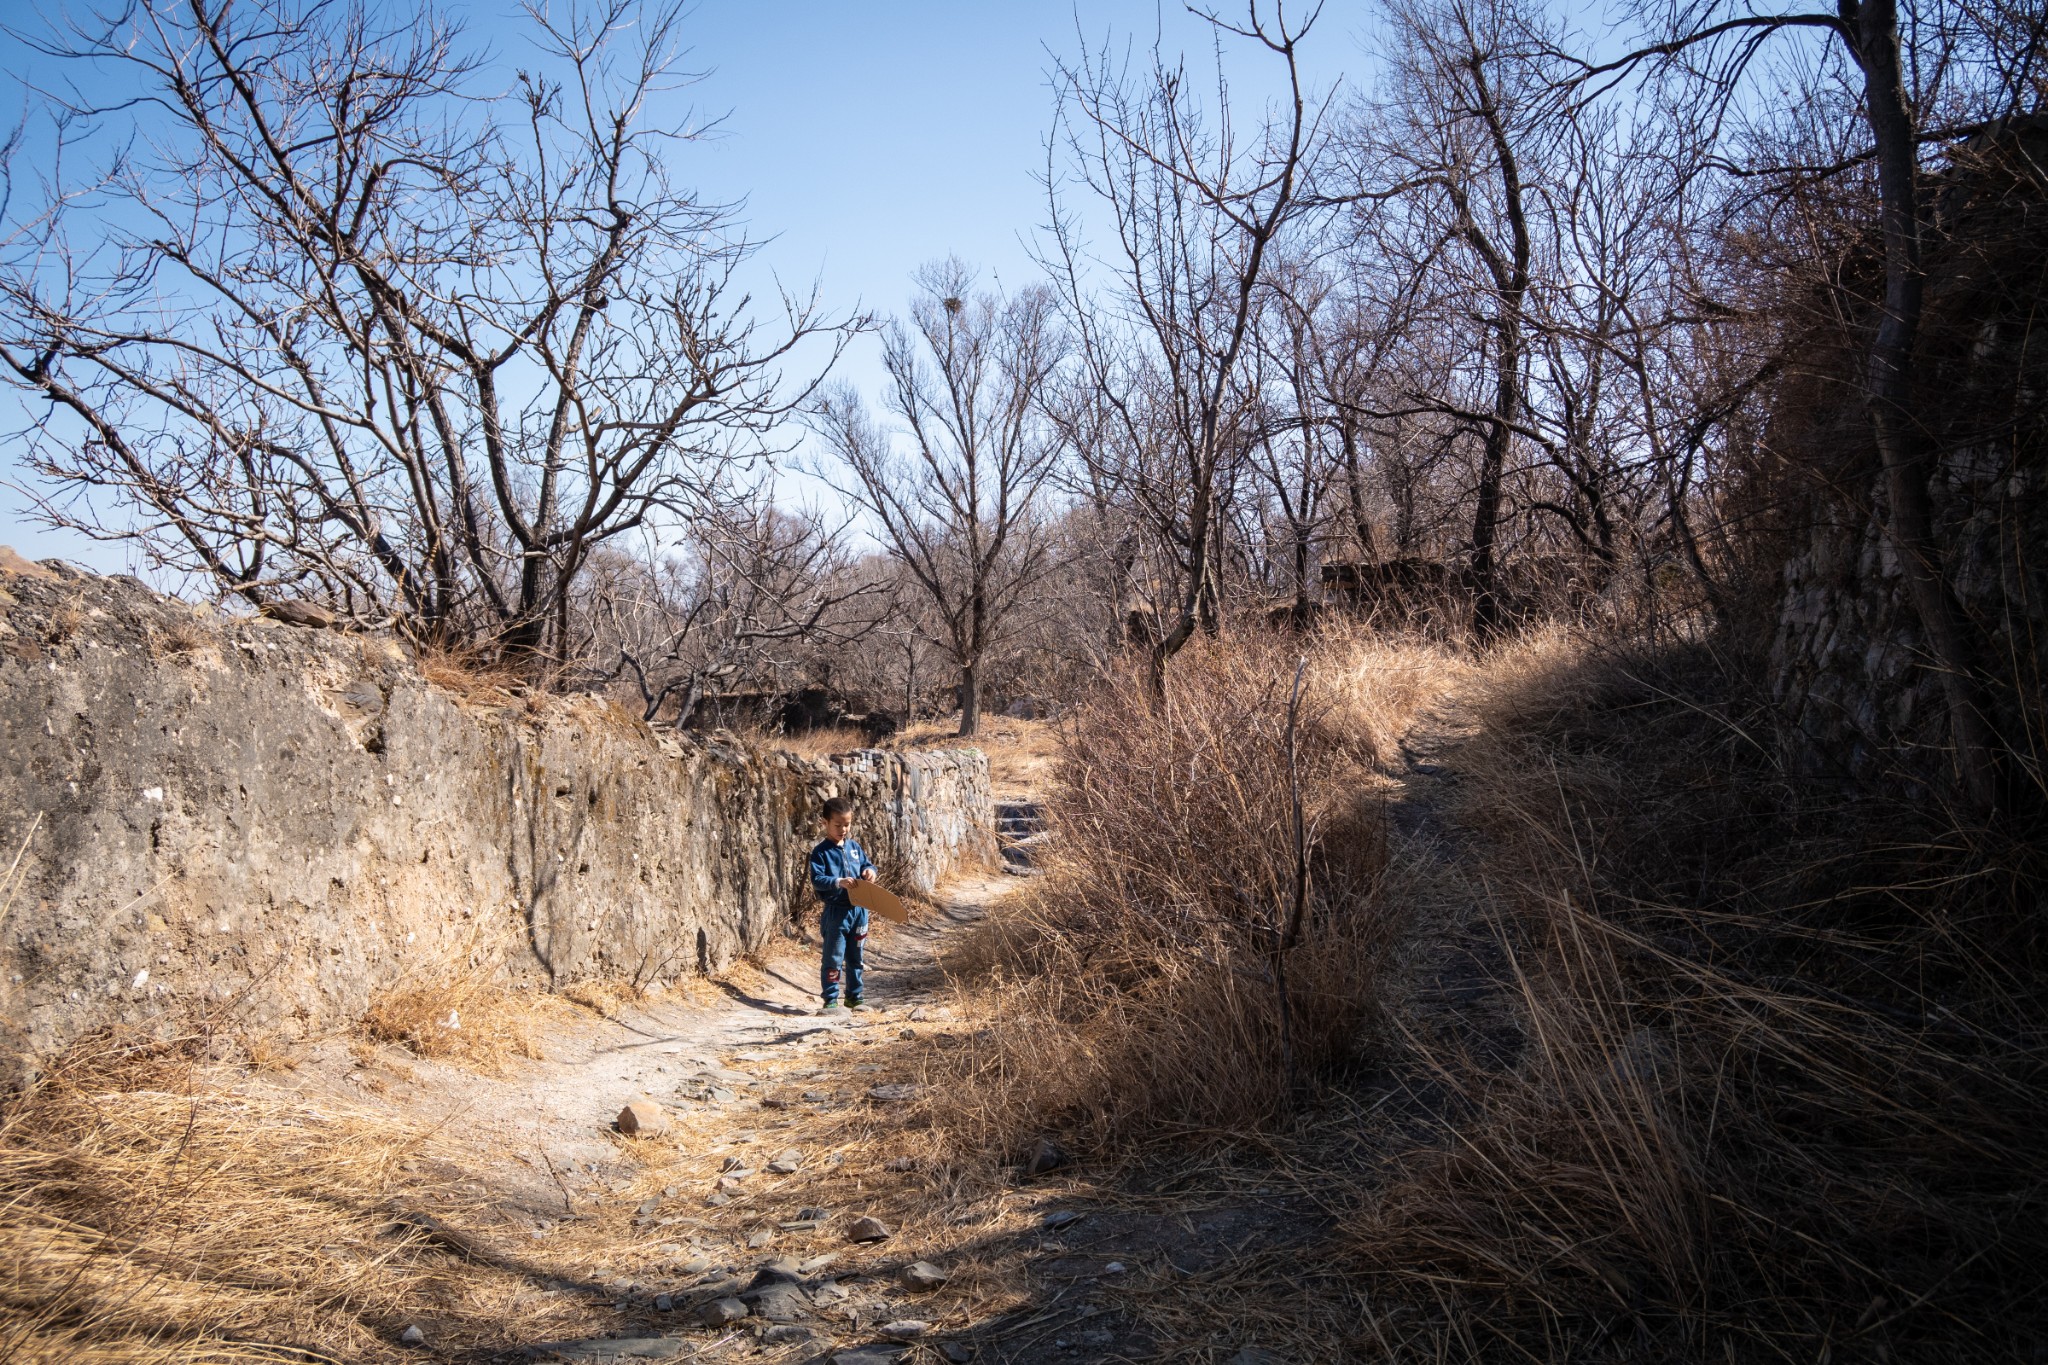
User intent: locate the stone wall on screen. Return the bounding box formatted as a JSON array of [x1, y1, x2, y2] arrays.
[[1770, 444, 2045, 785], [0, 561, 995, 1069], [1767, 124, 2047, 792]]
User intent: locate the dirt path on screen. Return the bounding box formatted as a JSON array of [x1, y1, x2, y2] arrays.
[[242, 870, 1022, 1364]]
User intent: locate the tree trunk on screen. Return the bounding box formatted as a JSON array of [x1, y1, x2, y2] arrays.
[[1148, 452, 1215, 697], [1462, 53, 1532, 645], [957, 657, 981, 737], [1471, 385, 1512, 640], [1293, 525, 1313, 622], [1849, 0, 2000, 813], [1339, 416, 1380, 564]]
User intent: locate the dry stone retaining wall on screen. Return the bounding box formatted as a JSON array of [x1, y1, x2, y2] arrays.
[[1767, 125, 2046, 793], [0, 561, 995, 1071]]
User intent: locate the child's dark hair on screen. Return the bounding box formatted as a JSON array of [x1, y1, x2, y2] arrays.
[[820, 795, 854, 819]]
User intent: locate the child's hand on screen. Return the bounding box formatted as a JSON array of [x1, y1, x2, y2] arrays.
[[860, 868, 878, 883], [836, 877, 854, 889]]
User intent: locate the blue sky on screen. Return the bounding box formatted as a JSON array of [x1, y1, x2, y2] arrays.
[[0, 1, 1356, 574]]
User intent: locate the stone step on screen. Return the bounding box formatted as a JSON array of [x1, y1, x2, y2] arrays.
[[1000, 835, 1053, 870]]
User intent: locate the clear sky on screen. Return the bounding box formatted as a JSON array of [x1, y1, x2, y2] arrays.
[[0, 0, 1356, 574]]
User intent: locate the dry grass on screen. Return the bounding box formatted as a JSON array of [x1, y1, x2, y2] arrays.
[[359, 953, 549, 1073], [411, 643, 528, 702], [1306, 625, 1473, 772], [759, 725, 870, 760], [913, 624, 2047, 1361], [0, 1026, 631, 1363], [895, 714, 1061, 801], [1346, 633, 2048, 1361], [143, 609, 214, 660]]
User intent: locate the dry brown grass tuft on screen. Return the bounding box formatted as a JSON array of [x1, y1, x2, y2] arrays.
[[359, 953, 547, 1072], [411, 643, 531, 708], [759, 724, 870, 760], [554, 974, 644, 1019], [143, 609, 214, 660]]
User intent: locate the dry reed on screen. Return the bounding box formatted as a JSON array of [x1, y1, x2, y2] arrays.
[[927, 625, 2046, 1361]]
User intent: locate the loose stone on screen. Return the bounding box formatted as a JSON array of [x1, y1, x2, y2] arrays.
[[616, 1100, 668, 1137], [899, 1261, 949, 1291]]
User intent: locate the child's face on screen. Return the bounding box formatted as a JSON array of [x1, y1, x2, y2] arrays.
[[823, 810, 853, 843]]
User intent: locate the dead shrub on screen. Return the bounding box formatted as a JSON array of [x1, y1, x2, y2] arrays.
[[935, 633, 1430, 1155]]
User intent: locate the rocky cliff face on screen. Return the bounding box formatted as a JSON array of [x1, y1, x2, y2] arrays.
[[0, 562, 995, 1069]]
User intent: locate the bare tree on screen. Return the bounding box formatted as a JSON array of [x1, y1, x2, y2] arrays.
[[0, 0, 849, 670], [813, 260, 1065, 736], [1246, 262, 1341, 622], [1045, 1, 1327, 690], [1354, 0, 1555, 637], [582, 503, 886, 726]]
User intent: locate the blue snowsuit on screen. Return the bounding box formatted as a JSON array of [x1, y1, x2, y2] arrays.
[[809, 836, 876, 1005]]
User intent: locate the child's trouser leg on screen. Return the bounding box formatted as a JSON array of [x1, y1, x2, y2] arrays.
[[820, 905, 850, 1004], [844, 905, 869, 1002]]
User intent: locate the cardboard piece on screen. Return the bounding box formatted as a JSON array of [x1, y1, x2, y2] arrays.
[[846, 878, 909, 923]]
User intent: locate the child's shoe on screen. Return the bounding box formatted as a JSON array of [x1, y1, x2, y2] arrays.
[[818, 1002, 843, 1015], [846, 998, 868, 1011]]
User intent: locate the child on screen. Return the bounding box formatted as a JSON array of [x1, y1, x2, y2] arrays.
[[808, 795, 877, 1012]]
